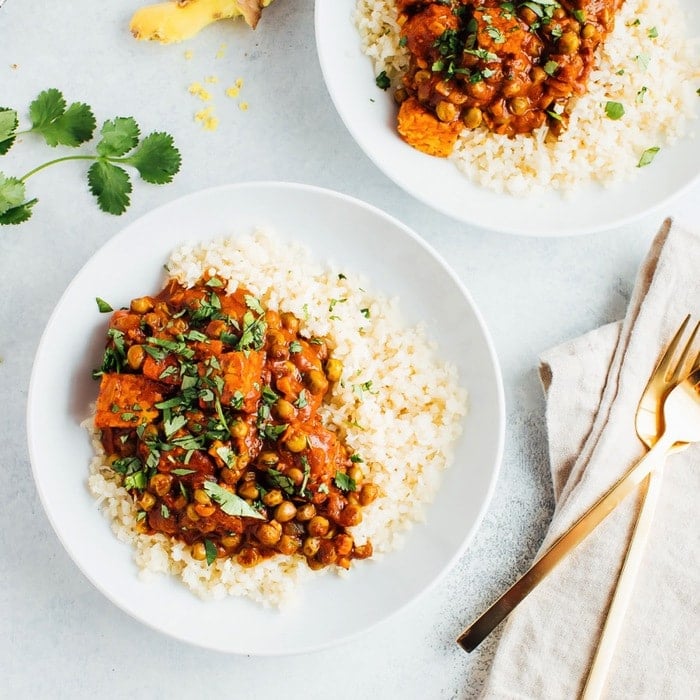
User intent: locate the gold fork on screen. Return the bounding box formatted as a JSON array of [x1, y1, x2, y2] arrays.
[[457, 364, 700, 653], [581, 317, 700, 698]]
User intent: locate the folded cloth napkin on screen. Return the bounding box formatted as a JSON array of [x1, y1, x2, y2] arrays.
[[480, 219, 700, 699]]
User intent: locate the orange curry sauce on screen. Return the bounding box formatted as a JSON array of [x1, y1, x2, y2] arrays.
[[93, 276, 375, 570], [394, 0, 624, 156]]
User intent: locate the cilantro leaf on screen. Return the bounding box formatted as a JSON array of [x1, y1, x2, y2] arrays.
[[604, 101, 625, 120], [334, 471, 357, 492], [0, 198, 38, 225], [95, 297, 113, 313], [87, 161, 132, 215], [28, 88, 66, 129], [0, 174, 26, 216], [0, 109, 18, 155], [122, 132, 181, 184], [203, 538, 217, 566], [637, 146, 660, 167], [203, 480, 265, 519], [96, 117, 141, 157], [29, 89, 96, 147]]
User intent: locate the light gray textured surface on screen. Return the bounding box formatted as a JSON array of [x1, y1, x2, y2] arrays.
[[1, 2, 697, 698]]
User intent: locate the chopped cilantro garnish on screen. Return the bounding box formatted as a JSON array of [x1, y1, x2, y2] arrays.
[[203, 480, 265, 519], [95, 297, 113, 313], [637, 146, 660, 167], [543, 60, 558, 76], [203, 538, 217, 565], [375, 71, 391, 90], [604, 101, 625, 120], [334, 471, 357, 492]]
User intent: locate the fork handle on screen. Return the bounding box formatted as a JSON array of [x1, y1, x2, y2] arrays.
[[581, 468, 663, 699], [457, 433, 673, 652]]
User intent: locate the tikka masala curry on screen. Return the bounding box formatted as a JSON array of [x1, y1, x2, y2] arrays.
[[394, 0, 624, 156], [93, 276, 375, 570]]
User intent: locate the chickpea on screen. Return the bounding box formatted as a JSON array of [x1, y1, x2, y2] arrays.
[[258, 451, 280, 469], [334, 533, 354, 557], [168, 318, 188, 335], [127, 344, 146, 371], [317, 540, 337, 566], [149, 473, 172, 497], [263, 489, 284, 507], [286, 467, 304, 486], [221, 534, 242, 550], [231, 421, 248, 439], [308, 515, 330, 537], [237, 547, 261, 568], [348, 465, 363, 484], [130, 297, 153, 314], [340, 504, 363, 527], [519, 7, 538, 25], [393, 87, 408, 104], [186, 503, 200, 522], [581, 23, 596, 40], [191, 541, 207, 561], [277, 534, 300, 555], [414, 69, 431, 84], [238, 483, 259, 500], [337, 556, 352, 570], [194, 503, 215, 518], [306, 370, 329, 396], [353, 542, 373, 560], [436, 100, 458, 123], [295, 503, 316, 522], [462, 107, 483, 130], [302, 536, 321, 557], [193, 488, 211, 506], [143, 312, 164, 331], [360, 483, 379, 506], [531, 66, 547, 84], [558, 31, 580, 55], [553, 8, 566, 20], [285, 431, 307, 453], [138, 492, 156, 511], [306, 557, 326, 571], [325, 358, 343, 382], [275, 399, 296, 421], [275, 501, 297, 523], [280, 312, 300, 333], [256, 521, 282, 546], [509, 97, 529, 116]]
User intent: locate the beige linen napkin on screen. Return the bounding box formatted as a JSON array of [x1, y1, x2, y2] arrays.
[[481, 219, 700, 699]]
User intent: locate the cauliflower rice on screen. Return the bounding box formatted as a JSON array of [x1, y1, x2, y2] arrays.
[[87, 229, 468, 607], [354, 0, 700, 195]]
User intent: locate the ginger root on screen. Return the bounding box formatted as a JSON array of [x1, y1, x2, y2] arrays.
[[130, 0, 274, 43]]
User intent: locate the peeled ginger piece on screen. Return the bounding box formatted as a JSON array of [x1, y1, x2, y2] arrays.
[[130, 0, 274, 43]]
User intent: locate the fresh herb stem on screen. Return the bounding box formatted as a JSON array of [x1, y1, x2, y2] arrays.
[[20, 154, 97, 181], [1, 88, 181, 226]]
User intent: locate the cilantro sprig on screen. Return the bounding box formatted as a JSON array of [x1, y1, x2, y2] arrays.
[[0, 88, 181, 225]]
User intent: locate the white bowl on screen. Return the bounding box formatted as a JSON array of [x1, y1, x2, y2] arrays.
[[27, 182, 504, 654], [315, 1, 700, 236]]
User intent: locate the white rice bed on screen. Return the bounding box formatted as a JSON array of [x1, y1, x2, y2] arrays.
[[87, 229, 468, 607], [354, 0, 700, 195]]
